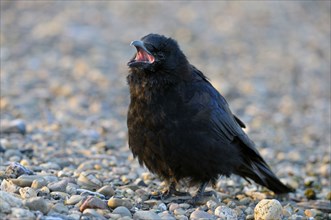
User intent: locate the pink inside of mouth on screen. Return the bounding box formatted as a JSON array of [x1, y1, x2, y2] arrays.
[[135, 49, 155, 63]]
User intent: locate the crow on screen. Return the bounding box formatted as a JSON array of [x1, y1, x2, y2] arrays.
[[127, 33, 294, 203]]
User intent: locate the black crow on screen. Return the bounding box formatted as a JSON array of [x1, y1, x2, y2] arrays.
[[127, 33, 293, 203]]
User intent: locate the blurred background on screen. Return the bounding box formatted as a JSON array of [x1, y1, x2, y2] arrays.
[[1, 1, 330, 185]]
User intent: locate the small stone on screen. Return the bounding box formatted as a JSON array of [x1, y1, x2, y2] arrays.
[[304, 188, 316, 200], [254, 199, 283, 220], [1, 119, 26, 135], [245, 191, 267, 200], [304, 209, 317, 217], [245, 207, 254, 215], [77, 188, 105, 199], [66, 183, 78, 195], [12, 175, 43, 187], [50, 191, 69, 200], [19, 187, 37, 199], [113, 206, 132, 218], [169, 203, 179, 212], [38, 186, 50, 197], [31, 178, 48, 189], [97, 185, 115, 198], [159, 211, 176, 220], [39, 162, 61, 170], [174, 208, 186, 216], [0, 191, 23, 213], [10, 207, 35, 219], [48, 179, 68, 192], [108, 198, 133, 209], [23, 197, 49, 214], [80, 196, 107, 212], [282, 203, 294, 217], [206, 200, 218, 210], [214, 205, 237, 219], [83, 208, 107, 220], [190, 210, 216, 220], [1, 179, 19, 193], [5, 162, 33, 178], [326, 191, 331, 200], [50, 203, 69, 214], [65, 195, 84, 205], [77, 172, 102, 190], [133, 210, 161, 220], [158, 203, 167, 211]]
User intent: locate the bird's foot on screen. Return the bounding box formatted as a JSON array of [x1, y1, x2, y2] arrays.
[[149, 182, 190, 201], [188, 190, 217, 205]]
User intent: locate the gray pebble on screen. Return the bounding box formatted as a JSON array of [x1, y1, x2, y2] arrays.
[[50, 191, 69, 200], [48, 179, 68, 192], [19, 187, 37, 199], [23, 197, 49, 214], [133, 210, 161, 220], [159, 211, 176, 220], [10, 207, 35, 219], [190, 210, 216, 220], [0, 191, 23, 213], [254, 199, 283, 220], [97, 185, 115, 198], [40, 162, 61, 170], [77, 188, 105, 199], [31, 178, 48, 189], [5, 162, 33, 178], [158, 203, 167, 212], [83, 208, 107, 220], [65, 195, 84, 205], [214, 205, 237, 219], [174, 208, 186, 216], [49, 203, 69, 215], [12, 175, 44, 187], [113, 206, 132, 218], [79, 196, 107, 212], [77, 172, 102, 190]]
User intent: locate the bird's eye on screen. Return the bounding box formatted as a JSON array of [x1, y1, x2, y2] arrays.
[[157, 52, 165, 59]]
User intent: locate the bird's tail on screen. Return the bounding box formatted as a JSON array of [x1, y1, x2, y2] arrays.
[[237, 158, 294, 194]]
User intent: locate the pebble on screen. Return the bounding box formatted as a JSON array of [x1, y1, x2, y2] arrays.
[[77, 172, 102, 190], [190, 210, 216, 220], [254, 199, 283, 220], [77, 188, 105, 199], [79, 196, 108, 212], [1, 179, 19, 193], [133, 210, 161, 220], [108, 198, 133, 209], [304, 188, 316, 200], [113, 206, 132, 218], [66, 195, 84, 205], [5, 162, 33, 178], [159, 211, 176, 220], [97, 185, 115, 198], [304, 209, 317, 217], [214, 205, 238, 219], [23, 197, 49, 214], [10, 207, 35, 219], [48, 179, 68, 192], [50, 191, 70, 200], [12, 175, 43, 187], [49, 203, 69, 214], [83, 208, 107, 220], [0, 191, 23, 213], [19, 187, 37, 199], [31, 178, 48, 189]]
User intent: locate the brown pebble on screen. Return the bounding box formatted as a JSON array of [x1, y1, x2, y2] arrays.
[[79, 196, 107, 212]]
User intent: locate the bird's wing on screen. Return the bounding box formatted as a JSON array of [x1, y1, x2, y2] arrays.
[[183, 68, 260, 157]]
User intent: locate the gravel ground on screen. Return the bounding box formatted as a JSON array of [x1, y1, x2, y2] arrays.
[[1, 1, 330, 220]]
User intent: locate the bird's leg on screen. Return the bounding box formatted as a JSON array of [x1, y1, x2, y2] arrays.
[[189, 182, 216, 205], [161, 181, 190, 199]]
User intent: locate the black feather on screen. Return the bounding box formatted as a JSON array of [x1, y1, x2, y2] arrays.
[[127, 33, 294, 194]]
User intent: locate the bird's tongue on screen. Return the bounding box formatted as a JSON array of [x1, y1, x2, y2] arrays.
[[135, 49, 155, 63]]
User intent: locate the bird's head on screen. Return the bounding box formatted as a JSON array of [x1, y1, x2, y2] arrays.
[[127, 34, 188, 75]]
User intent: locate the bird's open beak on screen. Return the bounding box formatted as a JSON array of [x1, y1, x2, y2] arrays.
[[128, 41, 155, 66]]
